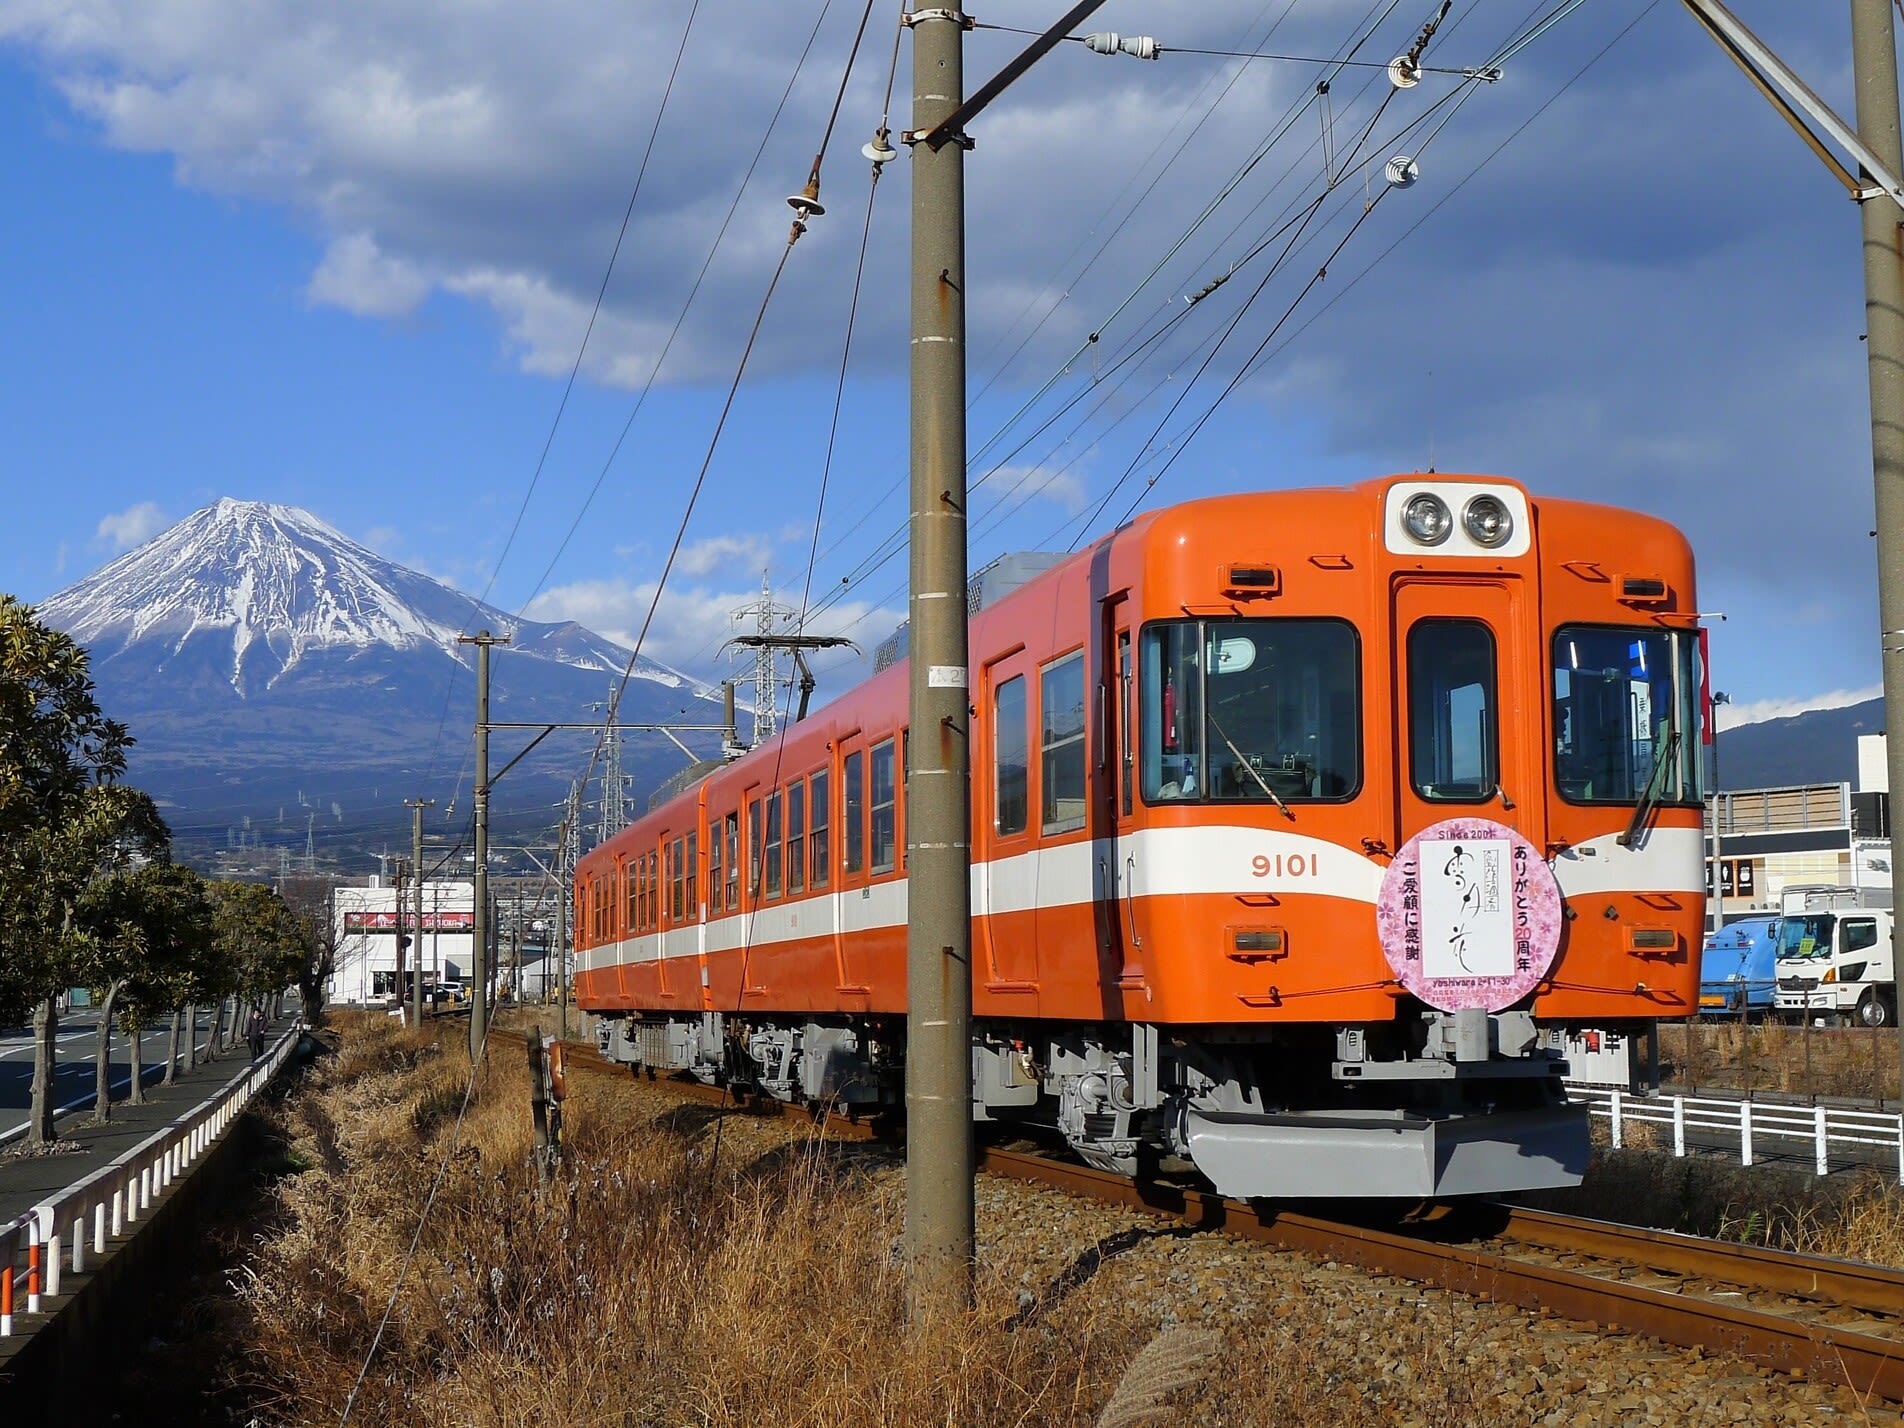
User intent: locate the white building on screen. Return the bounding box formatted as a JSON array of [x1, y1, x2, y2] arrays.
[[329, 878, 475, 1004]]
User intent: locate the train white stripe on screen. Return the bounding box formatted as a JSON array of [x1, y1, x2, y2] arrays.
[[578, 823, 1699, 972]]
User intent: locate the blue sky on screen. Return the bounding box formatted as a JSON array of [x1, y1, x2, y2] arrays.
[[0, 1, 1889, 728]]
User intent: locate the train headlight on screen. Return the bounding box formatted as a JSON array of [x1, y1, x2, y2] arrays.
[[1400, 492, 1452, 546], [1462, 493, 1514, 548]]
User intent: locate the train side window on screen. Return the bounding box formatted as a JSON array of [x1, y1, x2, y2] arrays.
[[1041, 652, 1087, 834], [765, 791, 783, 898], [1119, 632, 1133, 817], [686, 831, 698, 919], [623, 858, 636, 932], [646, 851, 657, 930], [871, 739, 897, 874], [749, 798, 763, 900], [844, 751, 866, 874], [724, 813, 740, 911], [787, 780, 806, 895], [707, 821, 723, 914], [809, 769, 830, 889], [1408, 620, 1497, 803], [995, 675, 1028, 835], [677, 837, 693, 929]]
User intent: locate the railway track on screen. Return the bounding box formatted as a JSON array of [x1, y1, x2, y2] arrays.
[[563, 1050, 1904, 1404]]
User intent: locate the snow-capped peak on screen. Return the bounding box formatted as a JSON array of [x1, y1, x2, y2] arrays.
[[38, 499, 704, 699]]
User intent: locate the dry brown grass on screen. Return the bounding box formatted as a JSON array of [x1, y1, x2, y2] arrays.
[[227, 1013, 1879, 1427], [1658, 1020, 1902, 1102]]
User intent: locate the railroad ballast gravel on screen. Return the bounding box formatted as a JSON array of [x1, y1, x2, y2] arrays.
[[603, 1068, 1899, 1426]]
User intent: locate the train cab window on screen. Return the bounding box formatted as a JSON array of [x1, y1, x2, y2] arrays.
[[1140, 619, 1359, 803], [870, 739, 897, 874], [1552, 626, 1705, 805], [844, 751, 866, 874], [765, 791, 783, 898], [1408, 620, 1498, 803], [809, 770, 830, 889], [723, 813, 740, 911], [1041, 653, 1087, 834], [994, 675, 1029, 835], [787, 780, 806, 895]]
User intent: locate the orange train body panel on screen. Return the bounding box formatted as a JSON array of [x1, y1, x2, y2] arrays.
[[575, 477, 1702, 1026]]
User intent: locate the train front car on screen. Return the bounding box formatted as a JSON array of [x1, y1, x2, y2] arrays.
[[1037, 475, 1706, 1198]]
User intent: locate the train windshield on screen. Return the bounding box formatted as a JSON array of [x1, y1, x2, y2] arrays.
[[1141, 619, 1359, 804], [1551, 626, 1705, 806]]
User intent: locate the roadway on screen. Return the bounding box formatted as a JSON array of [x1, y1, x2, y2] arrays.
[[0, 1011, 217, 1143]]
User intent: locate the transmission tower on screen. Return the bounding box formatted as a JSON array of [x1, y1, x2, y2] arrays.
[[599, 680, 627, 841], [730, 573, 797, 745], [561, 780, 583, 893]]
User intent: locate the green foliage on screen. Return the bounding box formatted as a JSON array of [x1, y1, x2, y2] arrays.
[[76, 860, 214, 1017], [0, 597, 172, 1020], [208, 879, 313, 1002]]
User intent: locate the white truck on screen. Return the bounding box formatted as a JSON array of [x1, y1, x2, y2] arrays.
[[1772, 885, 1896, 1028]]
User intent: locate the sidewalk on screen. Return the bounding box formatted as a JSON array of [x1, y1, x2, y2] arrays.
[[0, 1015, 296, 1228]]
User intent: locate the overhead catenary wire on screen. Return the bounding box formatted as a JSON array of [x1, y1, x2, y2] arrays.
[[417, 0, 709, 797]]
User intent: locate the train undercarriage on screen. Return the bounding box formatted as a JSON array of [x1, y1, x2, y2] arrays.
[[595, 1005, 1587, 1198]]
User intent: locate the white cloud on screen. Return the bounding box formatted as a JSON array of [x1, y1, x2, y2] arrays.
[[674, 533, 771, 579], [524, 575, 895, 686], [307, 232, 431, 317], [94, 501, 167, 551], [1718, 686, 1883, 732], [53, 542, 68, 576]]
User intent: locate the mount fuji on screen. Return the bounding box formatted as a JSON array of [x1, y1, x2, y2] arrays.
[[38, 500, 727, 864]]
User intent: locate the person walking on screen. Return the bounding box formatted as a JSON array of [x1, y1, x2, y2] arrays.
[[246, 1003, 266, 1059]]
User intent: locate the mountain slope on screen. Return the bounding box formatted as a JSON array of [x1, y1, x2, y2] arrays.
[[37, 500, 726, 860]]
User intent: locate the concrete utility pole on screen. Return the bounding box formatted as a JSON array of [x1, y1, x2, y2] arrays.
[[904, 2, 976, 1315], [898, 0, 1112, 1320], [459, 630, 509, 1060], [393, 856, 408, 1017], [407, 797, 434, 1023], [1849, 0, 1904, 1094]]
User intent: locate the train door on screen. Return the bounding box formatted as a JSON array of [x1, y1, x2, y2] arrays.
[[979, 646, 1037, 987], [833, 736, 873, 991], [1391, 577, 1539, 850], [1095, 603, 1144, 990]]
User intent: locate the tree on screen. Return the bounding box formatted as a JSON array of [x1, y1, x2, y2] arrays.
[[76, 860, 209, 1116], [0, 596, 165, 1145], [278, 874, 343, 1025], [205, 880, 310, 1049]]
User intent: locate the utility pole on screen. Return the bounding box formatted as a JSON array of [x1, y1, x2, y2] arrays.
[[904, 2, 975, 1315], [459, 630, 509, 1060], [407, 797, 434, 1023], [393, 856, 408, 1017], [1848, 0, 1904, 1103]]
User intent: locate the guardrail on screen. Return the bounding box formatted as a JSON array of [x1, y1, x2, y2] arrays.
[[1570, 1086, 1904, 1184], [0, 1024, 300, 1336]]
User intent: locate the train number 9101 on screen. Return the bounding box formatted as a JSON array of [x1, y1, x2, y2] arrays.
[[1252, 852, 1318, 879]]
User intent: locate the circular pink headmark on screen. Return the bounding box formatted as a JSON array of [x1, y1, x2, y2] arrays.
[[1376, 817, 1563, 1013]]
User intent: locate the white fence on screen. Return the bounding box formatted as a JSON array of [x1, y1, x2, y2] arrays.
[[1571, 1086, 1904, 1184], [0, 1025, 299, 1334]]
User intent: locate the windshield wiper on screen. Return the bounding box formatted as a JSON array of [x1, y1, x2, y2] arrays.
[[1618, 728, 1680, 849], [1207, 712, 1294, 820]]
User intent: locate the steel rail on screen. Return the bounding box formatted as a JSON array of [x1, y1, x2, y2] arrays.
[[1500, 1204, 1904, 1321], [975, 1147, 1904, 1404], [558, 1044, 1904, 1398]]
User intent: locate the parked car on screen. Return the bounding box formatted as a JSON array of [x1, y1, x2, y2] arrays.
[[429, 981, 466, 1007], [1698, 916, 1780, 1016]]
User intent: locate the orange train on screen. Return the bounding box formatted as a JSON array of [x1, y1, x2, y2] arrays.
[[576, 476, 1706, 1197]]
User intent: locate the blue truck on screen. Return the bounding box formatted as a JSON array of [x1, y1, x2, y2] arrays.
[[1698, 916, 1780, 1016]]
